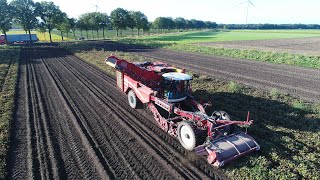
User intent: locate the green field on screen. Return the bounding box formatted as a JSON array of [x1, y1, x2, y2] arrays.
[[8, 29, 320, 44], [7, 29, 162, 42], [71, 29, 178, 40], [7, 30, 67, 42], [121, 30, 320, 68], [139, 30, 320, 44]]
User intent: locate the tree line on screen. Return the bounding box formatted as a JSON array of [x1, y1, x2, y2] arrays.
[[0, 0, 217, 43], [219, 24, 320, 30]]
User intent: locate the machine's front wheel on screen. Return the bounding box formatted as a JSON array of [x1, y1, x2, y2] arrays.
[[177, 121, 199, 151], [128, 90, 139, 109]]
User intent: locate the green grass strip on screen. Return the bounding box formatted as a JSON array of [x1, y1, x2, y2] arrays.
[[169, 44, 320, 68], [0, 46, 20, 179], [120, 39, 320, 69]]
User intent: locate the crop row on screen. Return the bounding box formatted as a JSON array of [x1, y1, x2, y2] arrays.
[[0, 47, 20, 179]]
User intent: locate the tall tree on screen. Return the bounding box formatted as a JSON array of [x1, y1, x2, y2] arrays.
[[36, 1, 64, 43], [142, 22, 151, 35], [78, 14, 90, 39], [131, 11, 148, 36], [76, 18, 86, 38], [10, 0, 38, 43], [127, 12, 135, 37], [205, 21, 217, 29], [87, 13, 97, 39], [164, 17, 175, 31], [186, 20, 194, 29], [36, 22, 46, 41], [0, 0, 12, 44], [99, 13, 110, 39], [153, 17, 174, 33], [87, 12, 105, 39], [79, 13, 97, 40], [174, 17, 186, 31], [110, 8, 129, 37], [153, 17, 166, 33], [56, 14, 70, 41], [69, 18, 77, 40]]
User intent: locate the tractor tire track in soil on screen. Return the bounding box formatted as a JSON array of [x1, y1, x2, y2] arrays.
[[135, 49, 320, 103], [8, 46, 227, 179]]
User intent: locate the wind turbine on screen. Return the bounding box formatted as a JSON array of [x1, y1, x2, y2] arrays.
[[239, 0, 255, 24], [91, 0, 100, 12]]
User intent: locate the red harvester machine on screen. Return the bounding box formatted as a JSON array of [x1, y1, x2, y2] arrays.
[[106, 55, 260, 167]]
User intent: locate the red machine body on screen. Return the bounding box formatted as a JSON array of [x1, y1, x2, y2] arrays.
[[106, 55, 260, 167]]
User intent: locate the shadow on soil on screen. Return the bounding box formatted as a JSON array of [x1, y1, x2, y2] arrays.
[[15, 40, 165, 57], [0, 48, 19, 66], [193, 89, 320, 171], [59, 40, 169, 53]]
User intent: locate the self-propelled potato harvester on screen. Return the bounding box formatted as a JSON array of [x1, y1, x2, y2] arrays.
[[106, 55, 260, 167]]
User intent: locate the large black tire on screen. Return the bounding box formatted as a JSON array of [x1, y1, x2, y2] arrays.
[[128, 90, 140, 109], [177, 121, 202, 151]]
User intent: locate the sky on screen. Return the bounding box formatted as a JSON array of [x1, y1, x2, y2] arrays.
[[29, 0, 320, 24]]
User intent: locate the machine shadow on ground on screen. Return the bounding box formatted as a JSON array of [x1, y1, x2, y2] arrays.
[[193, 89, 319, 171], [59, 40, 168, 53]]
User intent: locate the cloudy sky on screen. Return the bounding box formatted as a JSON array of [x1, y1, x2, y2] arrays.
[[29, 0, 320, 24]]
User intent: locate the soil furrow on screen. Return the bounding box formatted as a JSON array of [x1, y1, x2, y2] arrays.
[[9, 46, 228, 180], [144, 54, 320, 96], [28, 57, 50, 179], [149, 50, 320, 80], [57, 49, 227, 179], [48, 55, 182, 179], [8, 48, 33, 180], [40, 54, 112, 179], [136, 50, 320, 102], [134, 49, 320, 102], [9, 47, 110, 179], [47, 58, 145, 179]]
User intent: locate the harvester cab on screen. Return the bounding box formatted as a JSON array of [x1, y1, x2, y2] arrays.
[[162, 72, 192, 103]]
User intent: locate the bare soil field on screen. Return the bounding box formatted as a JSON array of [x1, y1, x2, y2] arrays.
[[198, 37, 320, 56], [66, 41, 320, 102], [7, 46, 226, 179], [134, 48, 320, 103]]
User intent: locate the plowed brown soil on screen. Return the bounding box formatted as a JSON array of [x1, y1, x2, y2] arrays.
[[198, 37, 320, 56], [135, 48, 320, 103], [8, 46, 227, 179], [67, 40, 320, 102]]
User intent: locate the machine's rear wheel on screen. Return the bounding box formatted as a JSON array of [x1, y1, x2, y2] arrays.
[[177, 121, 200, 151], [128, 90, 140, 109]]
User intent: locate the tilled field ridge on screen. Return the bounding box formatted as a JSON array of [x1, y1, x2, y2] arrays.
[[8, 46, 226, 179], [136, 49, 320, 103]]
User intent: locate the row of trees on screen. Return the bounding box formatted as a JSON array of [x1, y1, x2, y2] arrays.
[[153, 17, 217, 32], [219, 24, 320, 30], [0, 0, 217, 43], [0, 0, 65, 43]]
